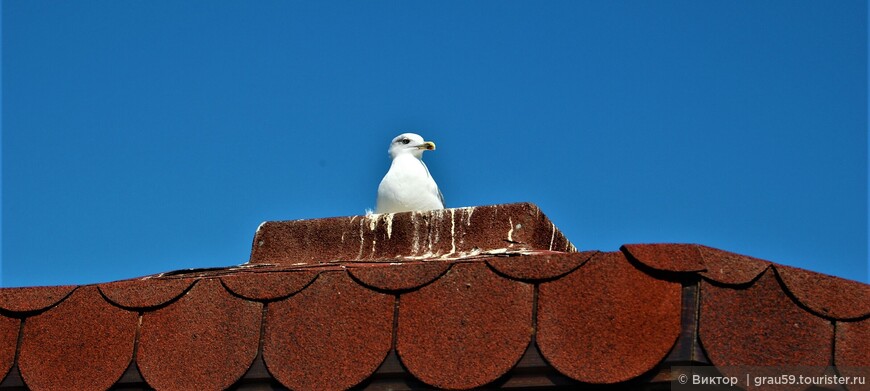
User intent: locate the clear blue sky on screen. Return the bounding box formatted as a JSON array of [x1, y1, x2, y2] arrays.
[[2, 1, 867, 287]]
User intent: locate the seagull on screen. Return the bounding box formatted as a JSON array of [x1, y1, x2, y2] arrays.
[[375, 133, 445, 213]]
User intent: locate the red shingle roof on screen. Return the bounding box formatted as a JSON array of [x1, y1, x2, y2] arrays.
[[0, 203, 867, 390]]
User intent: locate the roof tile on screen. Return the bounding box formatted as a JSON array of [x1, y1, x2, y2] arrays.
[[99, 277, 194, 309], [251, 217, 367, 265], [1, 203, 867, 390], [137, 278, 261, 391], [0, 286, 76, 313], [621, 243, 706, 272], [397, 262, 533, 390], [699, 270, 832, 381], [348, 262, 449, 291], [487, 251, 596, 281], [537, 251, 681, 383], [263, 271, 393, 391], [0, 316, 17, 383], [446, 203, 575, 254], [249, 203, 575, 265], [18, 286, 137, 391], [698, 245, 770, 285], [835, 319, 870, 391], [775, 265, 870, 320], [220, 270, 319, 300]]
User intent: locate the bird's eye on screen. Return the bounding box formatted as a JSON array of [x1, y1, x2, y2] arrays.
[[401, 138, 410, 145]]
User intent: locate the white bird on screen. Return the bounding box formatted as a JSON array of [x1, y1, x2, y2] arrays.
[[375, 133, 445, 213]]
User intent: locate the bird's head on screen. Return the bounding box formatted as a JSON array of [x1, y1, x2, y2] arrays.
[[388, 133, 436, 159]]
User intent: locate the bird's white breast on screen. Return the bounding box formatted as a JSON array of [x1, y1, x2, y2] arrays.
[[376, 155, 443, 213]]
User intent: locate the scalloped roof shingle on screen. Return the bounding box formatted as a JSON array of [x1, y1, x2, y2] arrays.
[[0, 203, 867, 390]]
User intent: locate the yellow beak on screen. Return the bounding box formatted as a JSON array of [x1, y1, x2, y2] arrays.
[[417, 141, 436, 151]]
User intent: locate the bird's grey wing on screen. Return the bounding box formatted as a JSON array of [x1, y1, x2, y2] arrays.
[[419, 160, 445, 208], [419, 159, 433, 178]]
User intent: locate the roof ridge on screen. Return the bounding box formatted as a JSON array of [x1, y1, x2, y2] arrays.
[[1, 204, 866, 389]]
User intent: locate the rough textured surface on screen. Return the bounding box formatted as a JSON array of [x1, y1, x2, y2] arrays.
[[99, 277, 194, 309], [138, 279, 261, 391], [439, 203, 574, 255], [220, 270, 319, 300], [0, 285, 76, 313], [700, 270, 832, 388], [0, 316, 17, 382], [621, 243, 706, 272], [398, 262, 534, 390], [487, 251, 595, 280], [698, 245, 770, 285], [0, 204, 867, 390], [835, 319, 870, 391], [776, 265, 870, 320], [264, 271, 393, 391], [251, 217, 365, 265], [249, 203, 575, 265], [348, 262, 449, 291], [18, 286, 136, 391], [538, 251, 681, 383]]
